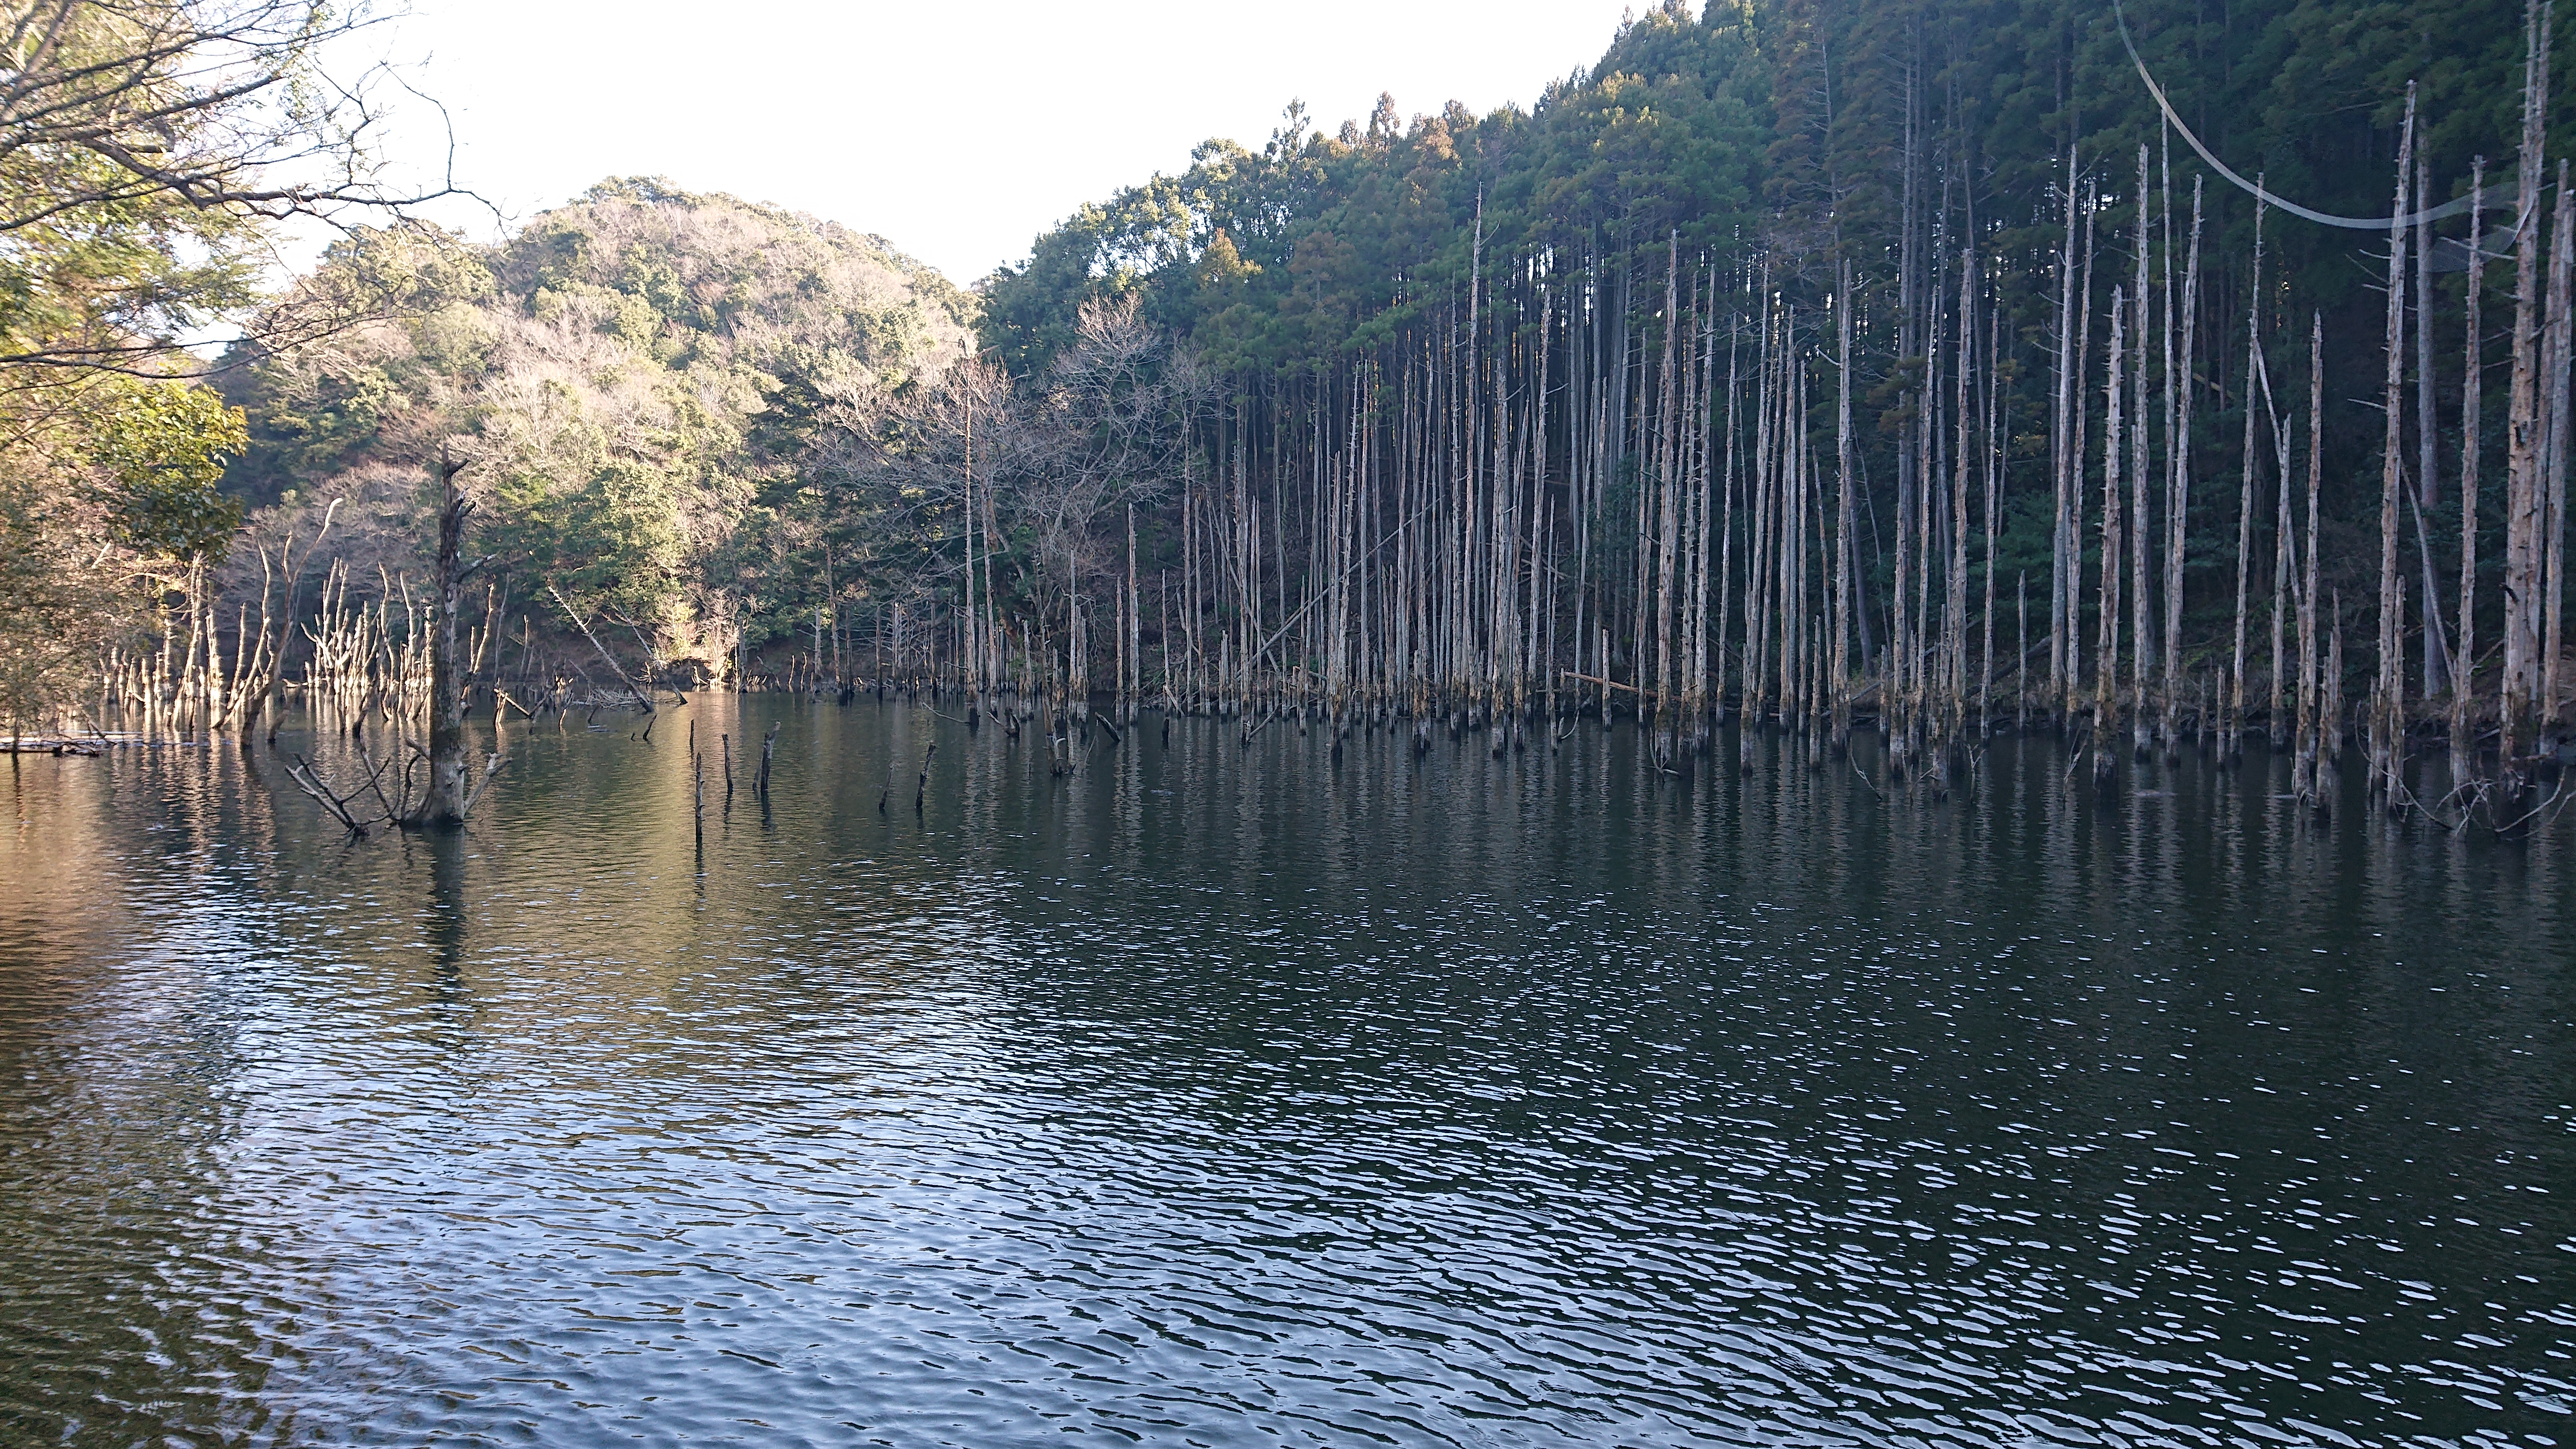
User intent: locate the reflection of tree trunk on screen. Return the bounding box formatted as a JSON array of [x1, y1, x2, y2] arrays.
[[410, 452, 472, 827], [426, 826, 468, 981]]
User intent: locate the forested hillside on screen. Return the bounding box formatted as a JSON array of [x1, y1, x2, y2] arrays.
[[220, 179, 976, 681], [960, 0, 2576, 797], [14, 0, 2573, 810]]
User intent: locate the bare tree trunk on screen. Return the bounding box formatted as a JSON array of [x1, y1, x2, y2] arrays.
[[1895, 46, 1923, 756], [2097, 288, 2126, 793], [2268, 324, 2294, 750], [2544, 160, 2576, 736], [1982, 300, 2000, 739], [1952, 251, 1974, 758], [2418, 152, 2454, 698], [2231, 198, 2267, 761], [2503, 0, 2552, 787], [1128, 503, 1140, 724], [1717, 314, 1738, 727], [1691, 279, 1717, 749], [1654, 234, 1682, 764], [410, 451, 476, 827], [2067, 184, 2098, 722], [2298, 317, 2326, 803], [2375, 94, 2417, 798], [1834, 269, 1856, 750], [2051, 150, 2079, 704], [2165, 177, 2201, 761], [2327, 588, 2347, 784], [2130, 146, 2154, 760], [1916, 258, 1944, 763], [2457, 164, 2488, 792]]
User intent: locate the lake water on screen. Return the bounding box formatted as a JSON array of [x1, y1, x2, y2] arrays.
[[2, 701, 2571, 1447]]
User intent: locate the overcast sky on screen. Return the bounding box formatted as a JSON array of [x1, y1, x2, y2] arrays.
[[359, 0, 1644, 286]]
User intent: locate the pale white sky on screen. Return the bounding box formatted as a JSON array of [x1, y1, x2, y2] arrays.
[[360, 0, 1646, 286]]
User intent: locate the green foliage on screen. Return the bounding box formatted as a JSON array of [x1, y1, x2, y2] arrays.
[[185, 0, 2576, 695], [989, 0, 2576, 383], [86, 378, 250, 563], [0, 0, 433, 373], [973, 0, 2576, 644], [0, 372, 241, 728], [982, 2, 1768, 377], [0, 467, 117, 733], [225, 180, 979, 663]]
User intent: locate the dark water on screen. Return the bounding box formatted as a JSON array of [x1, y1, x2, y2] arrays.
[[2, 702, 2572, 1448]]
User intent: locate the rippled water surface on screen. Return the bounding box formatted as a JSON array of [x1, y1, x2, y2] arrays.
[[3, 701, 2573, 1447]]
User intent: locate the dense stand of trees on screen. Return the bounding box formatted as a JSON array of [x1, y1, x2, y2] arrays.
[[0, 0, 462, 737], [946, 0, 2576, 809], [219, 180, 977, 685], [12, 0, 2576, 821]]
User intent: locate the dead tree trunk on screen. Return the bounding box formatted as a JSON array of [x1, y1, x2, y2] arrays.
[[2503, 0, 2553, 788], [2096, 288, 2127, 794], [2417, 151, 2453, 698], [2374, 94, 2417, 799], [2229, 198, 2267, 761], [2130, 147, 2154, 761], [2457, 164, 2488, 792], [2297, 317, 2326, 803], [410, 451, 477, 828], [2543, 160, 2576, 738], [2165, 177, 2202, 761]]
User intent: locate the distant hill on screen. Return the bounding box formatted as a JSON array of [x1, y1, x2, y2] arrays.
[[223, 177, 975, 667]]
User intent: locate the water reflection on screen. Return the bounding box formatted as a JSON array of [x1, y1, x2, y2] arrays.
[[0, 703, 2570, 1447]]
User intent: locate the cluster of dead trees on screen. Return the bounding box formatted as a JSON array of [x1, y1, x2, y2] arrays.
[[67, 8, 2576, 845], [787, 14, 2573, 835]]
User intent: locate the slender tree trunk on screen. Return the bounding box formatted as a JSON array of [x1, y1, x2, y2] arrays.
[[2166, 177, 2201, 760], [2457, 164, 2488, 791], [2298, 317, 2326, 802], [1983, 301, 2000, 738], [411, 452, 476, 827], [1952, 251, 1974, 756], [1835, 270, 1856, 750], [2017, 571, 2028, 732], [2376, 95, 2417, 798], [2417, 153, 2454, 698], [2503, 0, 2552, 786], [2051, 150, 2079, 703], [2231, 200, 2267, 761], [2097, 288, 2126, 792], [2068, 186, 2098, 721], [2544, 160, 2575, 736], [2131, 146, 2154, 760]]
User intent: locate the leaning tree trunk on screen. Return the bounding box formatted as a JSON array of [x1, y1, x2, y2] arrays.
[[410, 453, 474, 827]]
